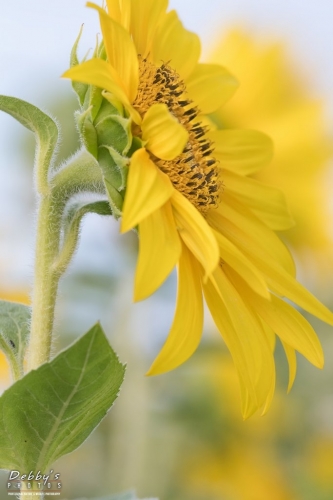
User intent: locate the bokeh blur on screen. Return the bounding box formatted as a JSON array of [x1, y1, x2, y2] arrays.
[[1, 1, 333, 499]]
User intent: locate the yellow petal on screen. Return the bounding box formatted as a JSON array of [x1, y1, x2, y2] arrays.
[[152, 10, 201, 80], [214, 268, 275, 410], [261, 360, 276, 416], [207, 193, 296, 277], [213, 229, 270, 299], [102, 89, 141, 124], [147, 243, 203, 375], [282, 341, 297, 393], [256, 257, 333, 326], [186, 64, 238, 114], [228, 269, 324, 368], [135, 201, 182, 301], [106, 0, 131, 29], [270, 297, 323, 368], [260, 318, 276, 353], [129, 0, 168, 56], [223, 170, 295, 230], [87, 2, 139, 102], [141, 103, 189, 160], [212, 198, 333, 325], [63, 58, 129, 107], [204, 267, 275, 418], [121, 148, 174, 232], [171, 190, 219, 279], [204, 276, 257, 418], [207, 129, 274, 175], [105, 0, 121, 23]]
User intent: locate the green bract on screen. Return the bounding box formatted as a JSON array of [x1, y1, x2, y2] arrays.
[[70, 29, 135, 217]]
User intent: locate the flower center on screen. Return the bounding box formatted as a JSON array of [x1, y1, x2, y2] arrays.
[[133, 58, 221, 214]]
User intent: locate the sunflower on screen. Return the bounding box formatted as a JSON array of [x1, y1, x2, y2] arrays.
[[209, 30, 333, 272], [63, 0, 333, 418]]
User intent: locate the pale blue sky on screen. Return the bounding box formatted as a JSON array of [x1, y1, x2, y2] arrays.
[[1, 0, 333, 106]]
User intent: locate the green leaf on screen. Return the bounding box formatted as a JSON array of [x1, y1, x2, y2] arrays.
[[54, 199, 112, 273], [0, 301, 31, 381], [0, 323, 125, 471], [0, 95, 59, 193]]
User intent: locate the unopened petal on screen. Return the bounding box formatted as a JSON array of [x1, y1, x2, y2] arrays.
[[142, 103, 189, 160]]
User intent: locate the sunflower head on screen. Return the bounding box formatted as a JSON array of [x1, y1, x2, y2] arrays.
[[64, 1, 242, 219], [63, 1, 333, 418]]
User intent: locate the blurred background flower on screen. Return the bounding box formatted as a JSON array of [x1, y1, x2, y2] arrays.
[[1, 1, 333, 499]]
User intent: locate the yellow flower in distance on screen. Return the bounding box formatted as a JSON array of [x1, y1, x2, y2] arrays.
[[63, 1, 333, 418], [209, 30, 333, 266]]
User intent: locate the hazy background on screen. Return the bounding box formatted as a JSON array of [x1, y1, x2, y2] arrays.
[[0, 1, 333, 499]]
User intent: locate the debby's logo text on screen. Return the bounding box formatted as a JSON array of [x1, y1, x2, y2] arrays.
[[7, 470, 62, 496]]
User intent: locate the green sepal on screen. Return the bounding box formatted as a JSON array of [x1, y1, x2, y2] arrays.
[[104, 178, 124, 218], [0, 95, 59, 193], [75, 108, 98, 158], [70, 25, 89, 106], [91, 87, 104, 121], [102, 90, 125, 117], [0, 300, 31, 381], [94, 97, 121, 122], [54, 199, 112, 274], [96, 114, 132, 155], [98, 40, 107, 60], [127, 136, 145, 157], [0, 323, 125, 471], [101, 146, 129, 190]]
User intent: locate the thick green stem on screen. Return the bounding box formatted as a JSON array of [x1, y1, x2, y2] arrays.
[[27, 149, 105, 371], [27, 194, 63, 370]]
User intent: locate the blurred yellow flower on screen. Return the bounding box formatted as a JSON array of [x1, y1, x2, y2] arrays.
[[64, 1, 333, 417], [0, 289, 30, 306], [209, 30, 333, 269], [0, 290, 30, 384]]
